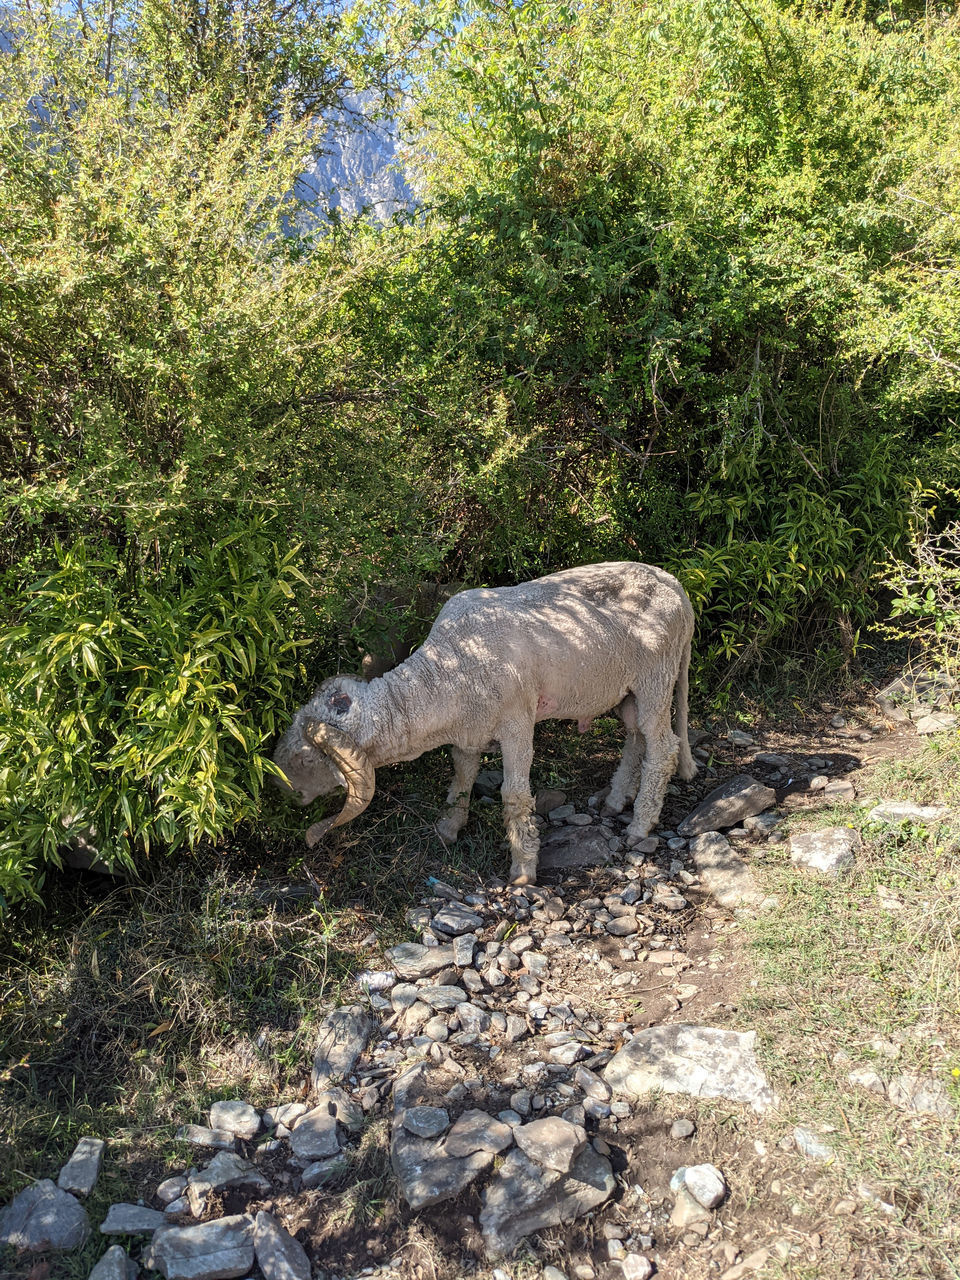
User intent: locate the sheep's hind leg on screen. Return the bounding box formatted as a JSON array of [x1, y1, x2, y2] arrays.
[[625, 710, 679, 847], [436, 747, 481, 844], [603, 693, 644, 816], [499, 724, 539, 884]]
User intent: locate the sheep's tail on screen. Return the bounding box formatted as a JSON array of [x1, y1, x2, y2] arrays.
[[674, 635, 697, 779]]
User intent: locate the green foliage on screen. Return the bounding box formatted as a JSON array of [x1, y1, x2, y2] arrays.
[[882, 513, 960, 666], [0, 522, 304, 906]]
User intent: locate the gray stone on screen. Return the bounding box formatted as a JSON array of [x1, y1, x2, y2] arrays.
[[823, 779, 856, 802], [88, 1244, 138, 1280], [390, 982, 422, 1011], [742, 811, 782, 835], [263, 1102, 308, 1131], [143, 1213, 255, 1280], [175, 1125, 236, 1151], [514, 1118, 587, 1173], [682, 1163, 726, 1208], [402, 1106, 450, 1139], [289, 1107, 341, 1160], [671, 1117, 696, 1139], [479, 1144, 615, 1257], [384, 942, 457, 979], [452, 934, 475, 966], [793, 1126, 835, 1161], [157, 1176, 189, 1205], [253, 1211, 310, 1280], [57, 1136, 106, 1197], [727, 729, 756, 746], [548, 804, 576, 821], [163, 1198, 189, 1216], [392, 1128, 493, 1210], [504, 1015, 529, 1043], [423, 1015, 449, 1041], [574, 1067, 611, 1101], [456, 1002, 492, 1035], [536, 789, 567, 815], [432, 904, 484, 935], [315, 1086, 363, 1131], [848, 1067, 886, 1095], [189, 1152, 270, 1195], [678, 775, 776, 837], [299, 1157, 348, 1189], [419, 984, 467, 1010], [868, 802, 949, 824], [915, 712, 958, 734], [549, 1041, 586, 1065], [688, 832, 764, 909], [539, 828, 614, 870], [790, 827, 860, 875], [669, 1185, 710, 1229], [209, 1101, 260, 1141], [621, 1256, 654, 1280], [886, 1072, 954, 1119], [311, 1005, 374, 1090], [101, 1204, 168, 1234], [444, 1110, 514, 1157], [0, 1179, 90, 1252], [474, 768, 504, 797], [605, 917, 638, 937], [603, 1023, 776, 1112]]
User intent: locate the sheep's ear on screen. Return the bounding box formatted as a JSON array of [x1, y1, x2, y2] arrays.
[[329, 693, 352, 715]]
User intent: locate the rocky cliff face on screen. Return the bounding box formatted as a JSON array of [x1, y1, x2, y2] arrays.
[[295, 94, 414, 223]]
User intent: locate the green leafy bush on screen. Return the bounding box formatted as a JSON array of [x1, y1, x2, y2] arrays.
[[0, 523, 304, 906]]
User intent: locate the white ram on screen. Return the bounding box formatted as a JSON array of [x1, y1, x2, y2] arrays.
[[273, 561, 697, 884]]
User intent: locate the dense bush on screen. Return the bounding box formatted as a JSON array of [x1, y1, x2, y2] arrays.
[[2, 0, 960, 902], [0, 524, 304, 906]]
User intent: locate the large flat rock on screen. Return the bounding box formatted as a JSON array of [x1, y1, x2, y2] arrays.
[[311, 1005, 375, 1091], [603, 1024, 776, 1113], [688, 832, 765, 909], [678, 775, 776, 838], [253, 1210, 311, 1280], [480, 1143, 615, 1257], [384, 943, 457, 980], [142, 1214, 255, 1280], [789, 826, 860, 875], [538, 828, 613, 870], [57, 1136, 105, 1198], [0, 1179, 90, 1252], [391, 1128, 494, 1211]]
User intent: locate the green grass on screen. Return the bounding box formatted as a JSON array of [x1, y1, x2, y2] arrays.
[[742, 739, 960, 1280]]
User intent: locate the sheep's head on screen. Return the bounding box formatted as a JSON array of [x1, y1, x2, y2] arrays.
[[273, 679, 375, 846]]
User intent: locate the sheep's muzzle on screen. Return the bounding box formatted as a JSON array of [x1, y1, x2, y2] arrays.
[[302, 720, 375, 847]]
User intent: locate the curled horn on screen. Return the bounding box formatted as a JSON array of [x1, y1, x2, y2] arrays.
[[302, 719, 375, 848]]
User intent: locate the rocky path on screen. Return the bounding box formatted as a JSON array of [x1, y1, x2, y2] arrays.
[[2, 685, 956, 1280]]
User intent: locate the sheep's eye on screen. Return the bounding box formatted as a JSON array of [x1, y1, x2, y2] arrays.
[[331, 694, 351, 714]]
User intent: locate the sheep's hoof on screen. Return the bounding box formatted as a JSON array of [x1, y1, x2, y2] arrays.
[[601, 797, 624, 817], [624, 825, 652, 848], [509, 862, 537, 886], [436, 817, 462, 844]]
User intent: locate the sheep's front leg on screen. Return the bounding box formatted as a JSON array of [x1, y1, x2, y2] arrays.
[[436, 747, 481, 844], [625, 711, 679, 847], [499, 723, 539, 884]]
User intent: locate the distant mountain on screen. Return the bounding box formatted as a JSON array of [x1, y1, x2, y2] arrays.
[[295, 94, 414, 224]]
